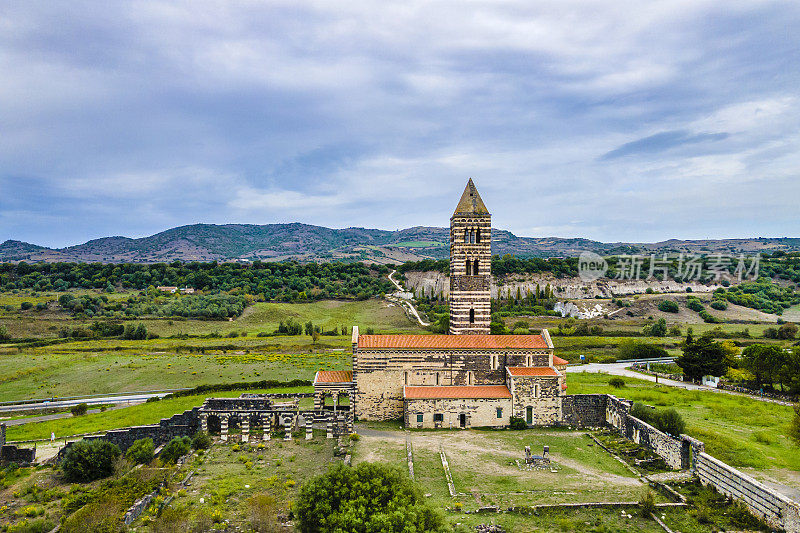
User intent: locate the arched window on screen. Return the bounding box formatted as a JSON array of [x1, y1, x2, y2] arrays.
[[469, 308, 475, 323], [473, 259, 479, 275], [463, 230, 469, 243], [475, 228, 481, 243], [470, 230, 476, 244], [435, 372, 440, 385], [465, 260, 472, 275]]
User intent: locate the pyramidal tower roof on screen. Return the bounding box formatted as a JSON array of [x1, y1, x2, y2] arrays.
[[452, 178, 489, 216]]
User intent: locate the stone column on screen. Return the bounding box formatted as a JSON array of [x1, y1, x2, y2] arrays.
[[346, 413, 354, 435], [305, 416, 313, 440], [241, 415, 249, 443], [326, 417, 334, 439], [314, 392, 324, 411], [200, 414, 208, 433], [263, 415, 271, 441], [284, 415, 293, 441], [220, 414, 229, 442]]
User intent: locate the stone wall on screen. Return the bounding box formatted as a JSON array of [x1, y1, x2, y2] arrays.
[[696, 452, 800, 532], [508, 375, 561, 425], [561, 394, 607, 427], [56, 408, 201, 462], [404, 397, 511, 429], [0, 424, 36, 464]]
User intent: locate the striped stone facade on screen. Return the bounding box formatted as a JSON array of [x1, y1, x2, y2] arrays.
[[449, 179, 492, 335]]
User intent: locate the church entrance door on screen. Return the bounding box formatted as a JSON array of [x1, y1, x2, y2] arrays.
[[526, 406, 533, 425], [459, 413, 466, 428]]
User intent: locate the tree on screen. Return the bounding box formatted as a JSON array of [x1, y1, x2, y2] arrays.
[[777, 323, 798, 340], [742, 344, 785, 390], [70, 403, 88, 416], [295, 463, 445, 533], [160, 436, 191, 464], [644, 318, 667, 337], [675, 333, 728, 382], [126, 438, 155, 464], [61, 439, 121, 482]]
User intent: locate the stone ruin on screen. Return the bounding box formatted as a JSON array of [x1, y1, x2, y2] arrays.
[[524, 445, 550, 466]]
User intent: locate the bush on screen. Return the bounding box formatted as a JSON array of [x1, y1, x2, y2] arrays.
[[608, 377, 625, 388], [248, 492, 279, 532], [61, 440, 121, 482], [191, 431, 212, 450], [125, 438, 155, 465], [160, 436, 191, 464], [639, 490, 656, 518], [7, 518, 54, 533], [618, 341, 668, 360], [710, 300, 728, 311], [687, 299, 705, 312], [509, 417, 527, 430], [656, 408, 686, 436], [295, 463, 445, 533], [70, 403, 88, 417], [658, 300, 679, 313]]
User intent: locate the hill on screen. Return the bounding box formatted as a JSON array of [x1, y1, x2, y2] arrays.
[[2, 224, 800, 264]]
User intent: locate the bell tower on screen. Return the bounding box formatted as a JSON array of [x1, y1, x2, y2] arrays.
[[449, 179, 491, 334]]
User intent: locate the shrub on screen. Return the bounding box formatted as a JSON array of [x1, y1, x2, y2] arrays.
[[61, 440, 121, 482], [70, 403, 88, 416], [639, 490, 656, 518], [125, 438, 155, 465], [160, 436, 192, 464], [618, 341, 668, 360], [0, 324, 11, 341], [658, 300, 679, 313], [687, 299, 705, 312], [295, 463, 445, 533], [777, 323, 798, 339], [7, 518, 54, 533], [509, 417, 527, 430], [710, 300, 727, 311], [608, 377, 625, 388], [656, 409, 685, 436], [20, 301, 33, 310], [191, 431, 212, 450]]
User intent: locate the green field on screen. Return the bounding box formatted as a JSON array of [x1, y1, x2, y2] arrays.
[[0, 299, 424, 400], [568, 372, 798, 490], [394, 241, 443, 248]]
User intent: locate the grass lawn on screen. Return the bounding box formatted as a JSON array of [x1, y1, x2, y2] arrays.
[[568, 372, 798, 485], [5, 386, 313, 442]]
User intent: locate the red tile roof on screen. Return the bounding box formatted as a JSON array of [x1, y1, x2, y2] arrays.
[[313, 370, 353, 384], [359, 334, 549, 350], [506, 366, 559, 377], [553, 356, 568, 366], [404, 385, 512, 400]]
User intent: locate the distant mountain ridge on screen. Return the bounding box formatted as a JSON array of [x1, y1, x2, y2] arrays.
[[2, 223, 799, 264]]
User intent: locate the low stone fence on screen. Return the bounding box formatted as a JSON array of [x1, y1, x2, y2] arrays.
[[717, 383, 797, 402], [696, 452, 800, 532], [56, 408, 201, 462], [630, 365, 683, 381], [576, 393, 799, 532]]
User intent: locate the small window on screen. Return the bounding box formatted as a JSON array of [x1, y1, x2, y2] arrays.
[[435, 372, 440, 386], [496, 407, 503, 418], [463, 230, 469, 243], [468, 371, 473, 385], [469, 308, 475, 323], [417, 413, 423, 423], [476, 228, 481, 243], [470, 230, 475, 244], [404, 371, 408, 385], [473, 259, 479, 275], [434, 413, 444, 422], [466, 259, 472, 275]]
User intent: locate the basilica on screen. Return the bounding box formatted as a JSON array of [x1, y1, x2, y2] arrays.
[[314, 180, 567, 428]]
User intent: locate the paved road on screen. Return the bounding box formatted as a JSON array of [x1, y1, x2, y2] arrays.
[[0, 391, 175, 413], [567, 363, 793, 406], [0, 402, 142, 427]]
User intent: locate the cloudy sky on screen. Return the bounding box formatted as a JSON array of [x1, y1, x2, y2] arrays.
[[2, 1, 799, 248]]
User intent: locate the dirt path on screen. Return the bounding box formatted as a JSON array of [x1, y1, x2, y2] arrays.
[[387, 270, 430, 327]]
